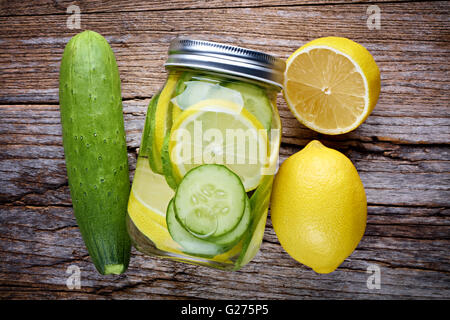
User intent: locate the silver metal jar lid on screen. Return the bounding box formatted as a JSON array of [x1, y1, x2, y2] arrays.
[[164, 38, 286, 88]]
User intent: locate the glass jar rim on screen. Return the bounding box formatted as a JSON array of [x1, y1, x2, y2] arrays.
[[164, 38, 286, 89]]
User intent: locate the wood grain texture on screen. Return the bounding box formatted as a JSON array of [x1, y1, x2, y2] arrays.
[[0, 0, 449, 299], [1, 2, 449, 107], [1, 102, 449, 207], [0, 0, 417, 16]]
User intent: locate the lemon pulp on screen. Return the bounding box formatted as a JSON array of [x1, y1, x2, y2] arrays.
[[169, 99, 268, 192], [284, 37, 380, 134]]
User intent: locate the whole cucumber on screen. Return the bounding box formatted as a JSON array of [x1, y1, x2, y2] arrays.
[[59, 30, 131, 275]]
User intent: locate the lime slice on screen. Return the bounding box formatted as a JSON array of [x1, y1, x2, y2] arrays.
[[169, 99, 268, 192]]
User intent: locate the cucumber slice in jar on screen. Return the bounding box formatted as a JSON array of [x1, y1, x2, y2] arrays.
[[139, 92, 160, 158], [174, 164, 246, 239], [208, 196, 251, 248], [173, 72, 219, 109], [166, 199, 228, 257], [223, 81, 273, 130], [174, 72, 222, 96], [173, 72, 244, 110], [161, 132, 180, 190], [147, 93, 163, 173], [174, 72, 197, 95]]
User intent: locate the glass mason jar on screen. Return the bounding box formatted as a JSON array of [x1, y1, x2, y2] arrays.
[[127, 39, 285, 270]]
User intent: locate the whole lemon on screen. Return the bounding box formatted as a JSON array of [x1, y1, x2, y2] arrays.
[[271, 140, 367, 273]]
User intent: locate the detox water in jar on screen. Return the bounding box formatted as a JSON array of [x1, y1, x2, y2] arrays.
[[127, 39, 285, 270]]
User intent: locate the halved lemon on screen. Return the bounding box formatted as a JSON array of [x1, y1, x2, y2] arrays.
[[169, 99, 268, 192], [284, 37, 380, 135]]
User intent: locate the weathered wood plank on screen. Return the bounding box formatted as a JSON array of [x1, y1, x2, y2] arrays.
[[1, 102, 449, 206], [0, 0, 414, 16], [0, 203, 449, 299], [2, 102, 449, 163], [0, 2, 449, 119], [1, 100, 448, 298], [0, 0, 449, 300]]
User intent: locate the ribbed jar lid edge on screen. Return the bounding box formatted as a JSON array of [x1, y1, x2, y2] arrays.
[[164, 38, 286, 88]]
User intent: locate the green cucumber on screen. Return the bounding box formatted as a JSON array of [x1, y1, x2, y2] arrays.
[[174, 164, 246, 238], [166, 199, 228, 257], [223, 81, 273, 130], [59, 30, 131, 275]]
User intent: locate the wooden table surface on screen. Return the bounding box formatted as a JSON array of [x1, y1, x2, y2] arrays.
[[0, 0, 449, 300]]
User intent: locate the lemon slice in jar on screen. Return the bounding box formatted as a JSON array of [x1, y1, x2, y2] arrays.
[[129, 158, 175, 227], [127, 158, 181, 252], [168, 99, 268, 192], [128, 158, 245, 263]]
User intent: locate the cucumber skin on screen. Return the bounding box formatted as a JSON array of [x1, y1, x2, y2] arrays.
[[59, 30, 131, 275], [161, 133, 180, 190]]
